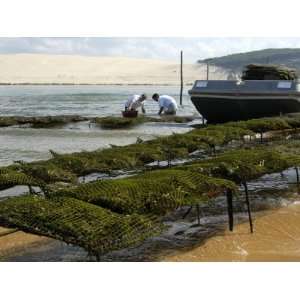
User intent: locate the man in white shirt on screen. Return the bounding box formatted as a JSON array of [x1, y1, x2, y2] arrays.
[[152, 93, 178, 115], [124, 94, 147, 113]]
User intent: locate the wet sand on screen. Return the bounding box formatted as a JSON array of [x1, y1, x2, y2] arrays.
[[0, 226, 89, 261], [0, 227, 52, 260], [3, 204, 300, 262], [164, 203, 300, 262]]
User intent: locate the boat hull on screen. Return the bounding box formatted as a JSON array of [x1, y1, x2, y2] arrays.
[[190, 96, 300, 123]]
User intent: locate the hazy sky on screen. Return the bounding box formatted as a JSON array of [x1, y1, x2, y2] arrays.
[[1, 37, 300, 62]]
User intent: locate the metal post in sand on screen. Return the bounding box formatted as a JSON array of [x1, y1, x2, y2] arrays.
[[243, 181, 254, 233], [226, 188, 234, 231]]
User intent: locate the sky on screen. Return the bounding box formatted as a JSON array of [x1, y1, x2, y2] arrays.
[[1, 37, 300, 62]]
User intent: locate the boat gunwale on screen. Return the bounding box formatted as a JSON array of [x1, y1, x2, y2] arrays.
[[189, 79, 300, 97], [189, 92, 300, 99]]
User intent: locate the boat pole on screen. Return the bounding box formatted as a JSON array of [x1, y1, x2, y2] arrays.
[[180, 50, 183, 106]]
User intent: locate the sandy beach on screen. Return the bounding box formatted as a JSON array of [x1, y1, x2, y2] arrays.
[[0, 227, 52, 260], [0, 54, 228, 85], [164, 202, 300, 262]]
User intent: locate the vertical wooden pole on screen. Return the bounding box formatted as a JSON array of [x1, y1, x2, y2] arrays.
[[226, 189, 234, 231], [206, 62, 209, 80], [180, 50, 183, 106], [243, 181, 254, 233]]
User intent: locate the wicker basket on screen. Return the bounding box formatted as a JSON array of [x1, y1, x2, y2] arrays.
[[122, 110, 138, 118]]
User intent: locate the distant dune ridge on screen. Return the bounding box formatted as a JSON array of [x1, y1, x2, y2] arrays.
[[0, 54, 228, 85]]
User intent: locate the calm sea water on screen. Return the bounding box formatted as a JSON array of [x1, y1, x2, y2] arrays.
[[0, 85, 198, 166]]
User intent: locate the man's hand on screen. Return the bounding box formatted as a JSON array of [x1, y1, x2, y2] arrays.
[[158, 107, 163, 115]]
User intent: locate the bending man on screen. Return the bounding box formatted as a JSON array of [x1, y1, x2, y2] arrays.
[[124, 94, 147, 114], [152, 93, 178, 115]]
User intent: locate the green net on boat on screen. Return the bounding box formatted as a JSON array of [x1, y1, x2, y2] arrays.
[[242, 64, 298, 80]]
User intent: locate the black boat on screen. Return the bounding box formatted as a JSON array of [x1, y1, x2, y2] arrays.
[[189, 64, 300, 123]]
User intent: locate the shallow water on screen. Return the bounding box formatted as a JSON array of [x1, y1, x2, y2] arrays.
[[0, 85, 194, 117], [0, 121, 192, 166], [0, 85, 198, 166]]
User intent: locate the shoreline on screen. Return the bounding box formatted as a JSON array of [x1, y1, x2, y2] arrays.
[[163, 202, 300, 262]]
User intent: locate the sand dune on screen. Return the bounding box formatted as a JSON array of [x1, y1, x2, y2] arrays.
[[0, 54, 228, 85]]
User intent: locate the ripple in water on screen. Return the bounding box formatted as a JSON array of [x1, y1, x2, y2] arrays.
[[0, 85, 198, 166]]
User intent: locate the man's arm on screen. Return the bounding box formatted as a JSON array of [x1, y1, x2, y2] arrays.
[[158, 107, 164, 115], [142, 104, 146, 114], [127, 100, 134, 111]]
